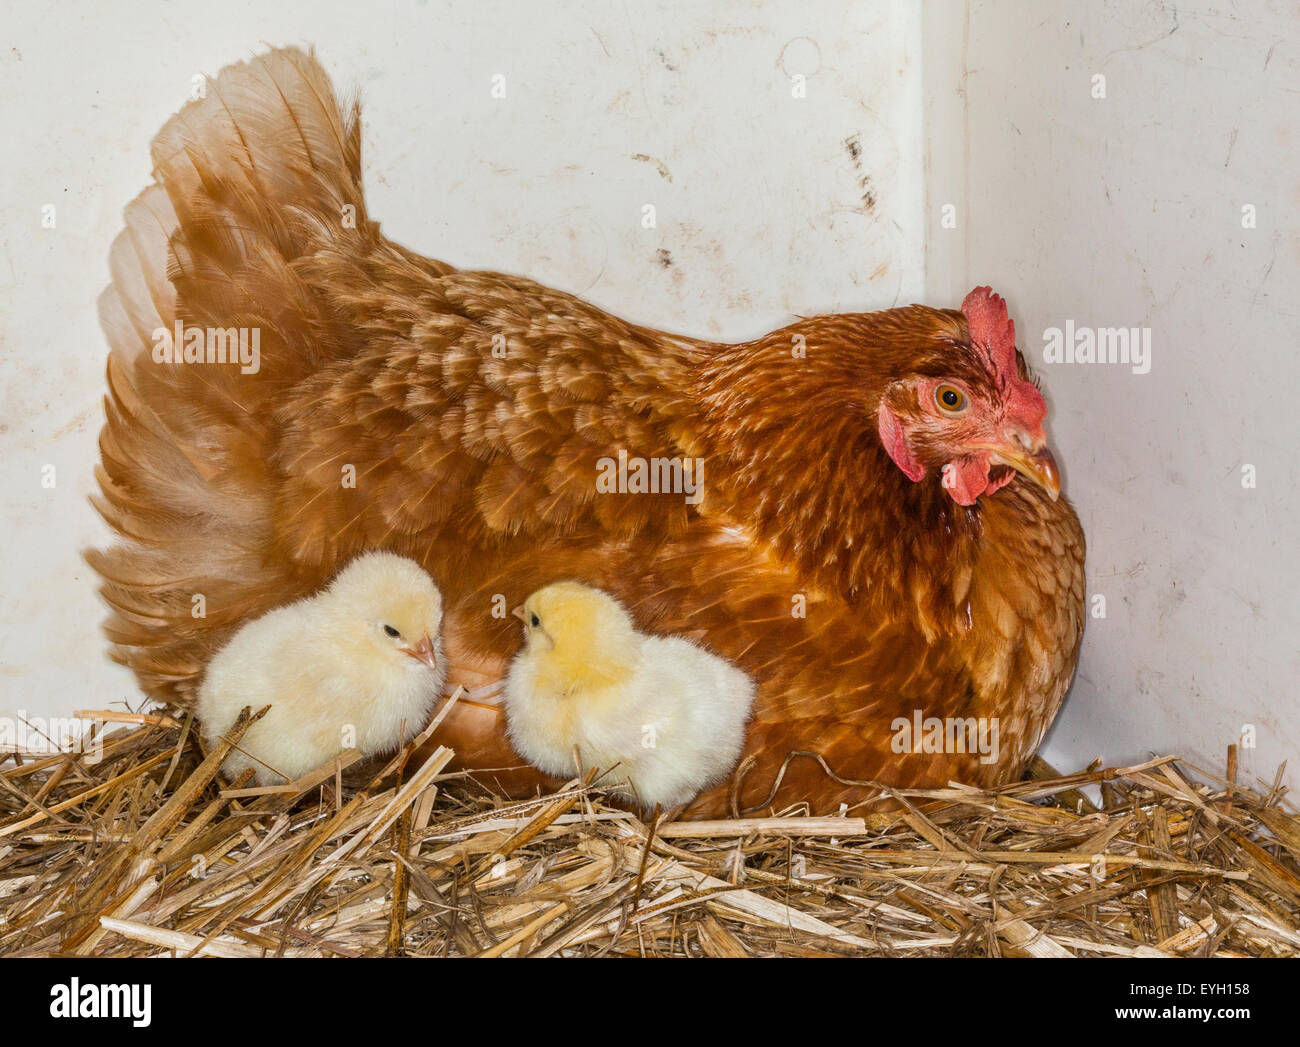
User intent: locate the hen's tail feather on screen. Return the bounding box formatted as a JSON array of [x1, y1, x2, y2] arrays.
[[150, 47, 370, 247], [89, 47, 372, 702]]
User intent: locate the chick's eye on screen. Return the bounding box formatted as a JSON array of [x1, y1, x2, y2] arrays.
[[935, 384, 966, 413], [383, 624, 400, 638], [529, 614, 540, 628]]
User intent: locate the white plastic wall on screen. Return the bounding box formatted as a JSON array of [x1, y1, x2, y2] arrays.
[[924, 0, 1299, 789]]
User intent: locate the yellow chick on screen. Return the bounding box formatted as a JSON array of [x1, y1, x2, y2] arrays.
[[503, 581, 756, 809], [196, 551, 445, 784]]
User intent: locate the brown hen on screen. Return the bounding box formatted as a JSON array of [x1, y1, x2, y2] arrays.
[[89, 48, 1085, 817]]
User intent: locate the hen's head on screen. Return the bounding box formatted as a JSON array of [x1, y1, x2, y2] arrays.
[[875, 287, 1058, 506]]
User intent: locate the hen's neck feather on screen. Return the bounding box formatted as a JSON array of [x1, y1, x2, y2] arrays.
[[690, 309, 987, 629]]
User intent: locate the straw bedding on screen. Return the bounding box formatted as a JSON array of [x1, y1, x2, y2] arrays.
[[1, 690, 1296, 958]]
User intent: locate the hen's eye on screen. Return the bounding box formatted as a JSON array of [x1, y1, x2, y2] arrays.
[[935, 384, 966, 413], [530, 613, 540, 628], [383, 624, 401, 638]]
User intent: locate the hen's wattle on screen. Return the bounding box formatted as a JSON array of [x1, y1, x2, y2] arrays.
[[89, 47, 1085, 817]]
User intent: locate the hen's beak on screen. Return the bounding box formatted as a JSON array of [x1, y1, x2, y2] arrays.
[[401, 633, 438, 671], [511, 606, 527, 622], [991, 445, 1060, 501]]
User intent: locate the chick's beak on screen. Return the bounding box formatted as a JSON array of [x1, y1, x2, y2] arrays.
[[991, 444, 1060, 501], [401, 632, 438, 671], [511, 606, 527, 622]]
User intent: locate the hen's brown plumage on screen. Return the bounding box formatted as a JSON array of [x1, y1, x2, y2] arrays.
[[90, 48, 1085, 816]]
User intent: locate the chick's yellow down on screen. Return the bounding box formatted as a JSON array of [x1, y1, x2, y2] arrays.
[[504, 582, 756, 810], [196, 552, 445, 784]]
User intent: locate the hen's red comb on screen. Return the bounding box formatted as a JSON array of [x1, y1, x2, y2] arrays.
[[961, 285, 1047, 435], [961, 286, 1017, 385]]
